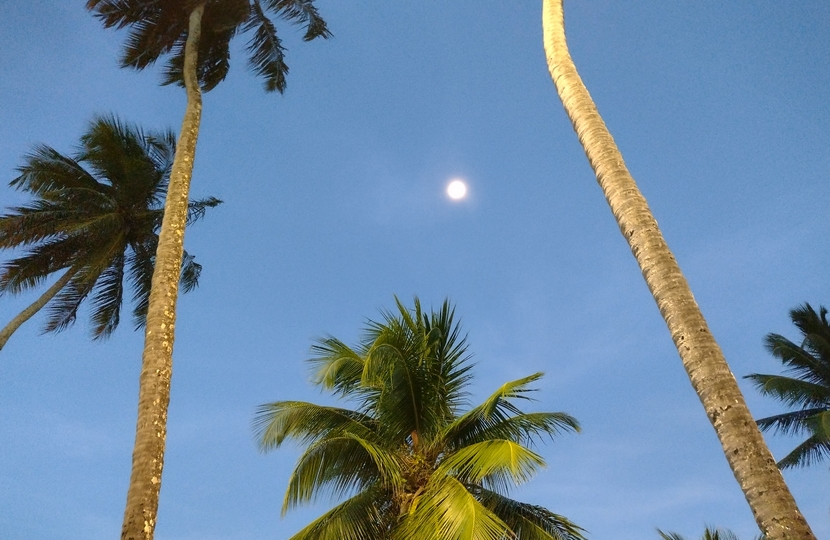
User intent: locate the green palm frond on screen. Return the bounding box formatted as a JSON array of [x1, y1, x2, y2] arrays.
[[746, 302, 830, 469], [745, 374, 830, 409], [755, 407, 827, 436], [472, 487, 587, 540], [283, 433, 401, 513], [309, 337, 369, 397], [254, 400, 376, 449], [435, 440, 545, 493], [396, 476, 512, 540], [776, 421, 830, 469], [764, 334, 830, 386], [287, 488, 392, 540]]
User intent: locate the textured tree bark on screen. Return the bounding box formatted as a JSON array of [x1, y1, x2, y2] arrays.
[[541, 1, 815, 539], [120, 5, 204, 540], [0, 266, 78, 351]]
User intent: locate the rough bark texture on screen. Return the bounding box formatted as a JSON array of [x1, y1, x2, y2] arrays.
[[541, 1, 815, 539], [0, 266, 77, 351], [120, 5, 204, 540]]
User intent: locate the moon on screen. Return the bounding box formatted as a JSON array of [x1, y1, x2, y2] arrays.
[[446, 179, 467, 200]]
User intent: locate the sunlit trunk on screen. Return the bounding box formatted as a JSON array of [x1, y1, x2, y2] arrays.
[[541, 1, 814, 538], [120, 4, 204, 540], [0, 266, 78, 351]]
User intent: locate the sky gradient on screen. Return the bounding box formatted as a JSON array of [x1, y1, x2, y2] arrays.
[[1, 2, 828, 539]]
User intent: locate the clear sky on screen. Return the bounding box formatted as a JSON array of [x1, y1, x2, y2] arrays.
[[1, 2, 828, 539]]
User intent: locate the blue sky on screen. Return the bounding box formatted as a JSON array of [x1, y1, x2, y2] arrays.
[[1, 2, 828, 539]]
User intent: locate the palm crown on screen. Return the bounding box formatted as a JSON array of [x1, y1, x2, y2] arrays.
[[0, 115, 219, 342], [255, 298, 586, 540], [86, 0, 331, 92], [745, 303, 830, 469]]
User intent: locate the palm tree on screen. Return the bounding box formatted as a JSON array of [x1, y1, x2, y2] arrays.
[[255, 298, 586, 540], [0, 115, 218, 352], [657, 527, 766, 540], [746, 303, 830, 469], [540, 1, 814, 538], [84, 2, 330, 537]]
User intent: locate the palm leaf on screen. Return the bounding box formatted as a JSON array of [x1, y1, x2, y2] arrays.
[[473, 486, 588, 540], [262, 0, 331, 41], [396, 476, 512, 540], [283, 433, 401, 512], [744, 374, 830, 409], [11, 144, 99, 193], [244, 0, 288, 92], [435, 439, 545, 493], [287, 488, 392, 540], [254, 400, 376, 449], [755, 407, 828, 436], [88, 252, 126, 338]]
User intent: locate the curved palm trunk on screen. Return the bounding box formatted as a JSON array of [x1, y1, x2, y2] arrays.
[[0, 266, 78, 352], [541, 2, 814, 539], [121, 5, 204, 540]]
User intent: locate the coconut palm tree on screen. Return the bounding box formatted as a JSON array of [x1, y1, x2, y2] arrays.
[[540, 2, 814, 538], [746, 303, 830, 469], [255, 298, 586, 540], [84, 2, 329, 537], [0, 115, 218, 352]]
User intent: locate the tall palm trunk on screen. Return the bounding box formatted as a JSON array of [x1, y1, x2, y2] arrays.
[[121, 4, 204, 540], [541, 1, 814, 539], [0, 265, 78, 351]]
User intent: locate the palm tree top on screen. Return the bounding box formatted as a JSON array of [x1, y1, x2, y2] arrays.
[[745, 303, 830, 469], [0, 115, 219, 339], [255, 298, 585, 540], [86, 0, 331, 92]]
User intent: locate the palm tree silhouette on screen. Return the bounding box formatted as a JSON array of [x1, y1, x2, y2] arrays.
[[0, 115, 218, 351]]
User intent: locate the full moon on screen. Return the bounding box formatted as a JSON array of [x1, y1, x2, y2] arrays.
[[446, 179, 467, 200]]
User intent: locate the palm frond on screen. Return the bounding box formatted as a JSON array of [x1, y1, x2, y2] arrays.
[[254, 400, 376, 450], [88, 253, 126, 338], [125, 236, 155, 329], [309, 336, 369, 397], [435, 440, 545, 493], [744, 374, 830, 409], [179, 250, 201, 293], [441, 374, 579, 450], [42, 271, 96, 334], [244, 1, 288, 92], [0, 235, 90, 294], [186, 196, 222, 224], [283, 434, 401, 513], [473, 486, 588, 540], [776, 417, 830, 469], [262, 0, 332, 41], [755, 407, 828, 436], [287, 488, 392, 540], [396, 476, 512, 540], [11, 144, 99, 194]]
